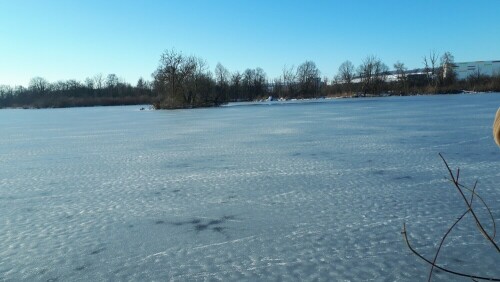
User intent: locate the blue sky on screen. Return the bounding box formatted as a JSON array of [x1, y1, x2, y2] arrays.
[[1, 0, 499, 86]]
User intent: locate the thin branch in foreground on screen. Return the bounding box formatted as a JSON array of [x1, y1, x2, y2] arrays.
[[402, 224, 500, 281], [458, 181, 497, 240], [403, 153, 500, 281], [427, 209, 469, 282], [438, 153, 499, 252]]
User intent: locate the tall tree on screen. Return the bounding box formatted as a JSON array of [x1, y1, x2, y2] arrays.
[[296, 60, 320, 97], [254, 67, 267, 98], [152, 49, 194, 107], [29, 77, 50, 95], [106, 74, 119, 88], [337, 60, 355, 93], [215, 63, 230, 86], [186, 57, 210, 105], [357, 55, 388, 95], [0, 85, 13, 100], [215, 63, 230, 102], [394, 61, 408, 93], [358, 55, 376, 95], [242, 68, 256, 100], [152, 49, 226, 108], [423, 50, 439, 85], [85, 77, 95, 90], [93, 73, 105, 90], [230, 71, 242, 101], [282, 65, 296, 97], [439, 51, 456, 85], [136, 77, 146, 89]]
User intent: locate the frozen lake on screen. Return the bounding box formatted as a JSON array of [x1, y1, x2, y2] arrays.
[[1, 94, 500, 281]]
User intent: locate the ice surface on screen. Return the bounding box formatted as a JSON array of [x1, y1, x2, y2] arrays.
[[1, 94, 500, 281]]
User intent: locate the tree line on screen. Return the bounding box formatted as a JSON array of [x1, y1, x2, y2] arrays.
[[0, 74, 154, 108], [151, 49, 500, 109], [2, 49, 500, 109]]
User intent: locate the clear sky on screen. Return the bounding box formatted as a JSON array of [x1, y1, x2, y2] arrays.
[[1, 0, 499, 87]]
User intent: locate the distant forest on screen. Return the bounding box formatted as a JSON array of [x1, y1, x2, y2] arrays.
[[1, 50, 500, 109]]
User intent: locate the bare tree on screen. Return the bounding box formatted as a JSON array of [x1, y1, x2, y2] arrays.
[[423, 50, 439, 85], [0, 85, 13, 99], [374, 60, 389, 93], [106, 74, 119, 88], [337, 60, 355, 94], [272, 77, 283, 98], [357, 55, 388, 95], [230, 71, 242, 101], [337, 60, 355, 84], [240, 67, 267, 100], [179, 56, 198, 104], [153, 49, 197, 107], [429, 50, 439, 76], [423, 56, 430, 81], [29, 77, 50, 94], [84, 77, 95, 90], [51, 80, 66, 92], [296, 60, 320, 97], [153, 49, 183, 103], [254, 67, 267, 97], [322, 76, 329, 86], [282, 65, 296, 96], [187, 57, 211, 105], [439, 51, 456, 85], [242, 68, 256, 100], [440, 51, 454, 67], [393, 61, 407, 81], [136, 77, 146, 89], [93, 73, 105, 90], [215, 63, 230, 87], [358, 55, 376, 95], [393, 61, 408, 94], [332, 73, 339, 84], [66, 79, 82, 91], [152, 50, 225, 108]]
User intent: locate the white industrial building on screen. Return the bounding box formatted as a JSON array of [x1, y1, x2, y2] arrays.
[[450, 60, 500, 80]]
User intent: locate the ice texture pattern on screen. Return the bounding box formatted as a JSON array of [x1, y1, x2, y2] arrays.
[[1, 94, 500, 281]]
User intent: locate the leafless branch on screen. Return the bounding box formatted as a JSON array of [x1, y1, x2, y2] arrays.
[[438, 153, 499, 252], [402, 224, 500, 281], [403, 153, 500, 281]]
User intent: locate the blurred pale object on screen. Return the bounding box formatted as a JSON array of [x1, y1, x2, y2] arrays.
[[495, 108, 500, 146]]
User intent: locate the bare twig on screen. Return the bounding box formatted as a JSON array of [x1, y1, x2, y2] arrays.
[[459, 181, 497, 240], [469, 180, 478, 207], [438, 153, 499, 252], [402, 224, 500, 281], [427, 209, 470, 282], [403, 154, 500, 281]]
